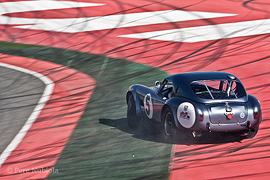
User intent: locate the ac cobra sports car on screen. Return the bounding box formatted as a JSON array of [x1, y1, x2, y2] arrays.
[[126, 72, 261, 140]]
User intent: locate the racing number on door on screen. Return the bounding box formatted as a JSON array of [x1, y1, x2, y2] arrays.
[[144, 93, 153, 119]]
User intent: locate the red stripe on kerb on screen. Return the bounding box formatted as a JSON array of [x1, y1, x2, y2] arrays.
[[0, 54, 95, 179]]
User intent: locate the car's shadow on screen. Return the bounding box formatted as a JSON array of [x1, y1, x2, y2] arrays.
[[99, 118, 245, 145]]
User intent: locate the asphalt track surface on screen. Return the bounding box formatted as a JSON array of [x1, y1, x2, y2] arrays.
[[0, 0, 270, 179], [0, 66, 44, 155], [0, 55, 95, 179]]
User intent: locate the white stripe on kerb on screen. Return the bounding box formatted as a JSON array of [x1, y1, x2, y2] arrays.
[[14, 10, 236, 33], [0, 1, 236, 33], [119, 19, 270, 43], [0, 1, 103, 14], [0, 1, 104, 26], [0, 62, 54, 167]]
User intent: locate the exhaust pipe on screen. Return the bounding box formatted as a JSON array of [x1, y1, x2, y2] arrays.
[[192, 131, 202, 138], [247, 121, 251, 130], [206, 122, 211, 132], [243, 121, 255, 135]]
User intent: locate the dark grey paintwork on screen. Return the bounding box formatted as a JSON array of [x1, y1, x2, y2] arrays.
[[126, 71, 261, 134]]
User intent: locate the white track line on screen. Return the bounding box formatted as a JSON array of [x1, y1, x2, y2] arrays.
[[0, 62, 54, 167]]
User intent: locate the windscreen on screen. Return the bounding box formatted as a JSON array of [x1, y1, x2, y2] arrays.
[[190, 80, 246, 99]]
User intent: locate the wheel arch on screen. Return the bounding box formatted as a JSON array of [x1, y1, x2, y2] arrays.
[[161, 103, 182, 129], [247, 94, 262, 127], [126, 91, 133, 105]]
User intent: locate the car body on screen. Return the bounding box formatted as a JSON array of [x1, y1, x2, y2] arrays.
[[126, 71, 261, 140]]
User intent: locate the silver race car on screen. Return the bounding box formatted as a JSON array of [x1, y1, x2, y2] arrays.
[[126, 72, 261, 140]]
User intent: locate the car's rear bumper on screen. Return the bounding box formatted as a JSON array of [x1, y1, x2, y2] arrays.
[[195, 118, 260, 133]]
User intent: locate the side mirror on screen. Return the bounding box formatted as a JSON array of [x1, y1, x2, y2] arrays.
[[155, 81, 160, 87]]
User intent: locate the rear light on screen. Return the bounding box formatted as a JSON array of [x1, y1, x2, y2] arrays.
[[254, 112, 259, 119], [199, 114, 203, 121], [227, 113, 233, 120]]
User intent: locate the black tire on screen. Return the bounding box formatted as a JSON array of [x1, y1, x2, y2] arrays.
[[161, 108, 177, 141], [127, 95, 140, 129], [245, 126, 259, 139]]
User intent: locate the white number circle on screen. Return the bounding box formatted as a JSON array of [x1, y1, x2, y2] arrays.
[[177, 102, 196, 128], [144, 93, 153, 119]]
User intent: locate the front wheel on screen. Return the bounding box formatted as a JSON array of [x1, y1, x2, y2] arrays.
[[127, 95, 140, 129], [161, 108, 177, 141]]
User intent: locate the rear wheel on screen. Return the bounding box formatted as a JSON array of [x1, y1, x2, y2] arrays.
[[161, 108, 177, 141], [127, 95, 139, 129]]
